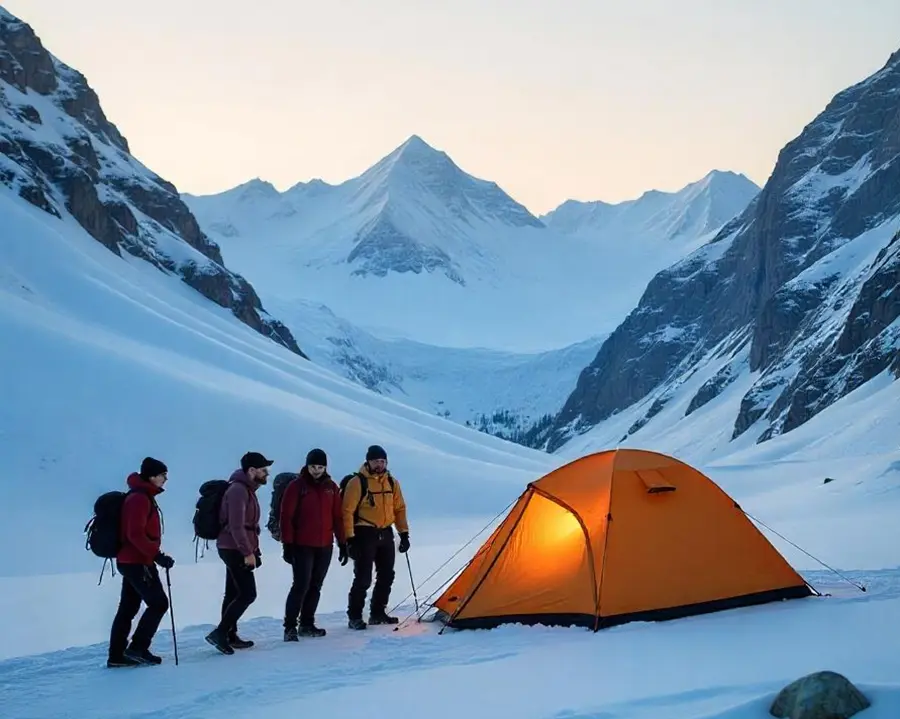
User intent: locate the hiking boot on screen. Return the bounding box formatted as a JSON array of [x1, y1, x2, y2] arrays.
[[347, 617, 367, 630], [124, 646, 162, 665], [368, 612, 399, 625], [204, 628, 235, 655], [298, 624, 326, 637], [284, 627, 299, 642], [228, 633, 254, 649], [107, 654, 141, 668]]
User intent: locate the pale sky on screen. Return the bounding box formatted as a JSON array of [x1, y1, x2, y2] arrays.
[[5, 0, 900, 214]]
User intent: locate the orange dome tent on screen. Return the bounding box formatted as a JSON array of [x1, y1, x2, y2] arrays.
[[432, 448, 814, 631]]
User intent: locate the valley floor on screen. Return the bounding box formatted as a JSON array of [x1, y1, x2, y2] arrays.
[[2, 568, 899, 719]]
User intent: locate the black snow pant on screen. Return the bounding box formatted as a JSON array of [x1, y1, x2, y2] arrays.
[[108, 562, 170, 658], [347, 526, 395, 620], [217, 548, 258, 637], [284, 545, 333, 629]]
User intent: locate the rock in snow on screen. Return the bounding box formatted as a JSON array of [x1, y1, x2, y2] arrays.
[[770, 670, 871, 719]]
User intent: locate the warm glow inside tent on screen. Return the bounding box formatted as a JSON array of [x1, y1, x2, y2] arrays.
[[432, 448, 814, 631]]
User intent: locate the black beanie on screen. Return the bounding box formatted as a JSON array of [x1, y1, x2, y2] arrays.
[[140, 457, 168, 479], [366, 444, 387, 461], [306, 448, 327, 466]]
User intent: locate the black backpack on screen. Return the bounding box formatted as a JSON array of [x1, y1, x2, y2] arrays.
[[84, 490, 133, 559], [193, 479, 229, 542], [267, 472, 300, 541], [339, 472, 394, 524]]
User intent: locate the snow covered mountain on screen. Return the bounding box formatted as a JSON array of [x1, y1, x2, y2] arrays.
[[279, 298, 606, 441], [0, 8, 303, 357], [184, 139, 757, 353], [543, 169, 761, 250], [3, 8, 900, 717], [183, 134, 757, 440], [538, 46, 900, 454]]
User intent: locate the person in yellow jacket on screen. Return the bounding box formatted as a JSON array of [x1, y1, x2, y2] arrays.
[[341, 444, 409, 629]]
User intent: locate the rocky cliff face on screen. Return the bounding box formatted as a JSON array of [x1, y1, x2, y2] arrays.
[[0, 9, 305, 358], [539, 47, 900, 452]]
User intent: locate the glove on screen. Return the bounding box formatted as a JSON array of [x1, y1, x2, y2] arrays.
[[346, 537, 358, 561], [398, 532, 410, 554], [338, 542, 348, 566], [282, 544, 294, 564], [255, 549, 263, 569], [154, 552, 175, 569]]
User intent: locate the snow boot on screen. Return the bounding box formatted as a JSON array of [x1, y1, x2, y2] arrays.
[[107, 654, 141, 668], [368, 611, 399, 625], [204, 628, 235, 655], [284, 627, 299, 642], [347, 617, 367, 630], [228, 632, 254, 649], [298, 624, 326, 638], [124, 645, 162, 665]]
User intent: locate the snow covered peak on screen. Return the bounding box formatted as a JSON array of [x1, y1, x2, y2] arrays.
[[352, 133, 544, 230], [542, 170, 760, 246]]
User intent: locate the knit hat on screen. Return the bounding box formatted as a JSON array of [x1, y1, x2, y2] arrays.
[[140, 457, 168, 479], [306, 448, 327, 467], [366, 444, 387, 461]]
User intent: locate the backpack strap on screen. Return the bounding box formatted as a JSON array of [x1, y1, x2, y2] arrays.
[[352, 472, 395, 528]]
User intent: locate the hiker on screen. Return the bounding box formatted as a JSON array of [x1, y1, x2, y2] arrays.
[[204, 451, 272, 655], [108, 457, 175, 668], [279, 448, 347, 640], [342, 444, 410, 629]]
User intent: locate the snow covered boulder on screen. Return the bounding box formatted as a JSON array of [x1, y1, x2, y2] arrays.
[[770, 670, 871, 719]]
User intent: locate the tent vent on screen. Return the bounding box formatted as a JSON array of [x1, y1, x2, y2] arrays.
[[637, 470, 676, 494]]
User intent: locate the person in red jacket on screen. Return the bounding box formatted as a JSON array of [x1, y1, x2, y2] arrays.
[[107, 457, 175, 668], [279, 448, 346, 640]]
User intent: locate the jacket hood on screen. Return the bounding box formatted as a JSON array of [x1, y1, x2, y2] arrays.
[[127, 471, 164, 496], [230, 468, 260, 491]]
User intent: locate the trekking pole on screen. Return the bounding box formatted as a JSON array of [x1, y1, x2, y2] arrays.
[[405, 553, 419, 612], [165, 567, 179, 666]]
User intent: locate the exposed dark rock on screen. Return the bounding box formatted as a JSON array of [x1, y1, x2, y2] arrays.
[[111, 178, 225, 265], [0, 8, 307, 359], [544, 47, 900, 452], [685, 363, 740, 416], [769, 670, 870, 719], [348, 213, 465, 285]]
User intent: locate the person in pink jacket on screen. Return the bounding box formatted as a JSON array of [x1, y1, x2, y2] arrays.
[[205, 451, 273, 655]]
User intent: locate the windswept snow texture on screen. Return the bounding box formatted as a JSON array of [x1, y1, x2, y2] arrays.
[[3, 571, 900, 719], [184, 139, 758, 352]]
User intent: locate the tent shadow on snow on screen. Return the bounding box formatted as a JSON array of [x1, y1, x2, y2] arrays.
[[426, 448, 818, 632]]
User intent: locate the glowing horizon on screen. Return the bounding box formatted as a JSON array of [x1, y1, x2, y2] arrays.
[[4, 0, 899, 215]]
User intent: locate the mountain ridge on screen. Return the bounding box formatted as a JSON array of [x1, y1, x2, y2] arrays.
[[0, 9, 306, 358], [537, 43, 900, 453]]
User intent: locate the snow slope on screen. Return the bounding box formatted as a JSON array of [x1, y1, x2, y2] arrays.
[[0, 8, 302, 357], [3, 572, 900, 719], [0, 184, 553, 579], [4, 174, 900, 719], [183, 139, 758, 352]]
